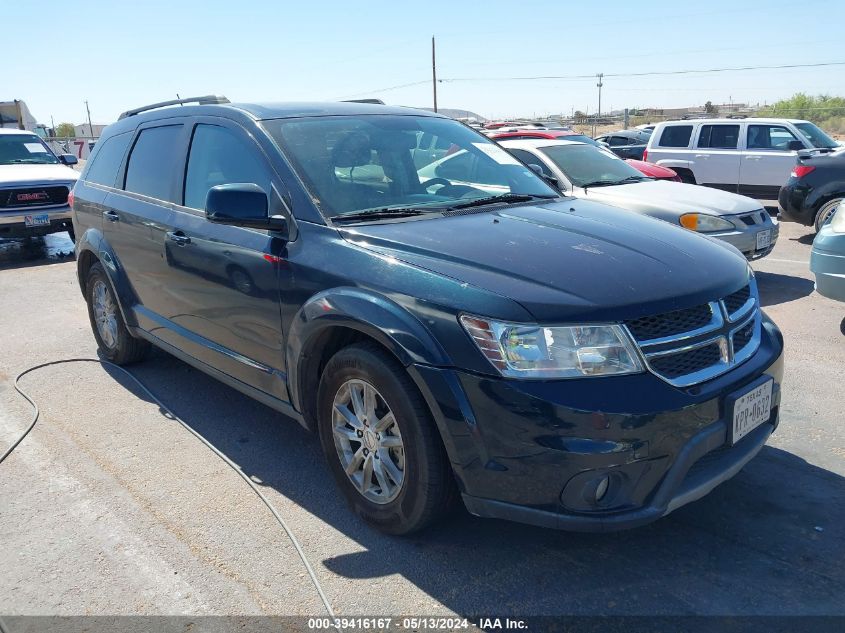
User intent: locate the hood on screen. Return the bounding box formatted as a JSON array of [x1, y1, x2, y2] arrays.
[[340, 199, 750, 323], [0, 163, 79, 186], [578, 180, 760, 217]]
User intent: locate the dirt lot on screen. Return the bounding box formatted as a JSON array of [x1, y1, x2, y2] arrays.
[[0, 220, 843, 619]]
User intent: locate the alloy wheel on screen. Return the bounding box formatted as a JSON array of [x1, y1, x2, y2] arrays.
[[92, 279, 118, 349], [331, 378, 405, 504]]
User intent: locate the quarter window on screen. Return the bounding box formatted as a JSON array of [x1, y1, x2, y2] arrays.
[[697, 125, 739, 149], [658, 125, 693, 148], [124, 125, 183, 201], [84, 132, 132, 187], [184, 125, 272, 210]]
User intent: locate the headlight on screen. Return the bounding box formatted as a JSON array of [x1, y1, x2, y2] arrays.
[[679, 213, 735, 233], [460, 315, 643, 379]]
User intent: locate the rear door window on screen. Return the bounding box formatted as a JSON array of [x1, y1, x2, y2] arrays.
[[507, 148, 555, 179], [124, 125, 183, 201], [658, 125, 693, 148], [83, 132, 132, 187], [183, 124, 273, 210], [697, 124, 739, 149]]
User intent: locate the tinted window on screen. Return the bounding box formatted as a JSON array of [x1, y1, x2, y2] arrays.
[[697, 124, 739, 149], [124, 125, 183, 201], [184, 125, 272, 210], [658, 125, 693, 148], [609, 136, 631, 146], [84, 132, 132, 187], [794, 122, 837, 149], [747, 124, 799, 150]]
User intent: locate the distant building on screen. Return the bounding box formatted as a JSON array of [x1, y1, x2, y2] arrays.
[[74, 123, 109, 138]]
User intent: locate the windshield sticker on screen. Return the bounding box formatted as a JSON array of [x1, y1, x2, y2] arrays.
[[24, 143, 49, 153], [472, 143, 522, 166]]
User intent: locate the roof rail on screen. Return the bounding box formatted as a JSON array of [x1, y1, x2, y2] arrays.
[[118, 95, 230, 120], [341, 99, 385, 105]]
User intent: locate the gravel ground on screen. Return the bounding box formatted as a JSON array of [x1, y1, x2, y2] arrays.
[[0, 220, 843, 619]]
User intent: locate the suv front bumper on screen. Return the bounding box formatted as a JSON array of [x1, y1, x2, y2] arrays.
[[410, 314, 784, 532], [0, 206, 73, 238]]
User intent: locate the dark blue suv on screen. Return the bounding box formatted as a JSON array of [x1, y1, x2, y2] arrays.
[[72, 96, 784, 534]]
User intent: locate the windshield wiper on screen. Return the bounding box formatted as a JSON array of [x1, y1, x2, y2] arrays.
[[331, 207, 437, 224], [9, 159, 54, 164], [580, 180, 620, 189], [447, 193, 557, 210]]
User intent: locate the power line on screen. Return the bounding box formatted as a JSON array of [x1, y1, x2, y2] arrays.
[[440, 61, 845, 83]]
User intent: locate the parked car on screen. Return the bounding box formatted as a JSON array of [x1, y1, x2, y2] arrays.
[[626, 159, 680, 182], [810, 204, 845, 333], [0, 128, 79, 241], [500, 138, 778, 259], [811, 202, 845, 295], [73, 97, 783, 535], [644, 118, 838, 198], [778, 147, 845, 231], [489, 130, 677, 180], [593, 129, 651, 160]]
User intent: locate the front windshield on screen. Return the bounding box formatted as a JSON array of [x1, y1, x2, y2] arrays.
[[263, 115, 557, 218], [794, 122, 838, 149], [0, 134, 59, 165], [541, 144, 647, 187]]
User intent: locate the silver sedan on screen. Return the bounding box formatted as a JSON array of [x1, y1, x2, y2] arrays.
[[500, 138, 779, 260]]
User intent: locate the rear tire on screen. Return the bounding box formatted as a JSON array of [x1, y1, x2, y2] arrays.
[[815, 198, 842, 232], [317, 342, 456, 535], [674, 168, 696, 184], [85, 262, 150, 365]]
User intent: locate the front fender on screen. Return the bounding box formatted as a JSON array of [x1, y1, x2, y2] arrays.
[[76, 227, 141, 328], [286, 287, 451, 413]]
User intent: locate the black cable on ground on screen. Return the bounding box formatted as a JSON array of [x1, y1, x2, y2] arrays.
[[1, 358, 335, 618]]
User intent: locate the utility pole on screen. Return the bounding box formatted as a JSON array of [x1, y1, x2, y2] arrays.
[[594, 73, 603, 136], [431, 36, 438, 113], [85, 100, 94, 137]]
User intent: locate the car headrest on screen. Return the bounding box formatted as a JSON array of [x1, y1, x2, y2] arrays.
[[332, 132, 372, 168]]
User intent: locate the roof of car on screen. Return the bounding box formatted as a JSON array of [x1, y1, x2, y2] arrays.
[[657, 117, 809, 126], [0, 128, 40, 135], [497, 138, 584, 150]]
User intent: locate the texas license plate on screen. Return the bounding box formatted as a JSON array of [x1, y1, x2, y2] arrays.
[[731, 379, 773, 445], [24, 214, 50, 227], [756, 229, 772, 250]]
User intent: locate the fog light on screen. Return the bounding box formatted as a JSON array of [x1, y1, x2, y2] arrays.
[[595, 476, 610, 502]]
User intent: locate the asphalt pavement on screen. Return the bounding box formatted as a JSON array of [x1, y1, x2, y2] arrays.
[[0, 220, 843, 619]]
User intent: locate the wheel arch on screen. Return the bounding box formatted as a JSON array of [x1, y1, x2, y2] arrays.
[[287, 288, 451, 432]]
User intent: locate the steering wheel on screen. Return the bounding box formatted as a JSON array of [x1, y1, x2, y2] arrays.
[[420, 177, 452, 192]]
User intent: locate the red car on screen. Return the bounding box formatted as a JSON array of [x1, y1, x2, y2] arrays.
[[489, 129, 680, 181]]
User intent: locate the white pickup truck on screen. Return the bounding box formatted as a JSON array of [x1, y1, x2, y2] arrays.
[[0, 128, 79, 241], [644, 118, 839, 200]]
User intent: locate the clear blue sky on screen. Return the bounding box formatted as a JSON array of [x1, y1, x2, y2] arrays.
[[7, 0, 844, 125]]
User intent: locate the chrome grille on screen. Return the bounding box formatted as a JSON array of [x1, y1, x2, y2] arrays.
[[624, 281, 760, 387], [0, 185, 69, 209]]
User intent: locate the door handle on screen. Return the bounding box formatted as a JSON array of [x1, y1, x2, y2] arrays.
[[166, 231, 191, 246], [103, 210, 119, 222], [694, 154, 710, 159], [745, 155, 762, 160]]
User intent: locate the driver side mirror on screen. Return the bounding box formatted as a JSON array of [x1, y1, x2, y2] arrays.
[[528, 163, 560, 190], [206, 183, 289, 236], [787, 140, 805, 151], [59, 154, 78, 166]]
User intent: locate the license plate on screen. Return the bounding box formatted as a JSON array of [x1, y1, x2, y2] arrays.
[[731, 379, 773, 445], [756, 229, 772, 250], [24, 214, 50, 227]]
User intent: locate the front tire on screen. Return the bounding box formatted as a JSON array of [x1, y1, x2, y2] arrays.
[[317, 342, 455, 534], [85, 262, 150, 364], [815, 198, 842, 232]]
